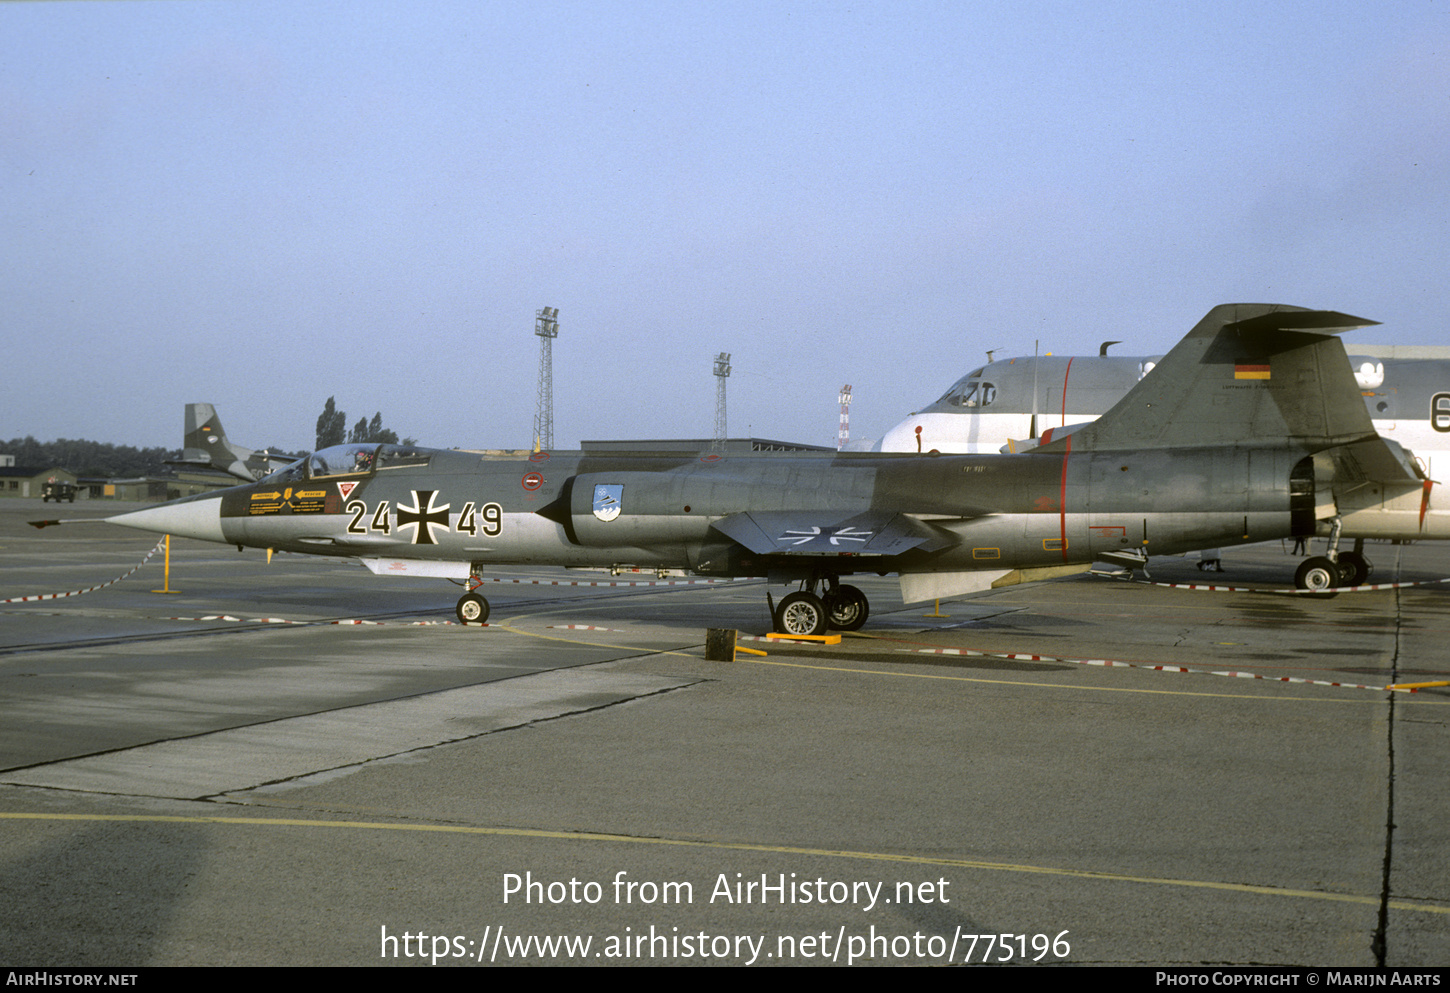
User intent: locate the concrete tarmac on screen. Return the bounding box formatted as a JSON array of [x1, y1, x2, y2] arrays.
[[1, 497, 1446, 967]]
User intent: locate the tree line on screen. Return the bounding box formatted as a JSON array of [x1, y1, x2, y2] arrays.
[[1, 437, 181, 478]]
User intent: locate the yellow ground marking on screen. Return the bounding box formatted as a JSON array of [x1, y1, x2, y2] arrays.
[[2, 812, 1443, 917]]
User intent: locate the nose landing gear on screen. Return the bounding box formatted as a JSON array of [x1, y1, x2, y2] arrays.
[[456, 573, 490, 625], [456, 591, 490, 625]]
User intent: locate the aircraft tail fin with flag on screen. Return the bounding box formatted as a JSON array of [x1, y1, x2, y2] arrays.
[[1039, 304, 1381, 455], [166, 403, 290, 482]]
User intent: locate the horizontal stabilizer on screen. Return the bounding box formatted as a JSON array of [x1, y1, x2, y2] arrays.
[[712, 510, 953, 556]]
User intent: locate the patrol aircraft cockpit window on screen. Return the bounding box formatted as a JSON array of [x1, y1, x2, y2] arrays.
[[937, 379, 997, 408]]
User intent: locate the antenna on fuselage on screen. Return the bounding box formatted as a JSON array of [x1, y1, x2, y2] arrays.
[[1030, 339, 1040, 439], [1099, 340, 1121, 356]]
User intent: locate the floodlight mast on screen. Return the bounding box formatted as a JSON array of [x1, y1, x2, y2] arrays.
[[713, 352, 731, 450], [533, 306, 559, 451]]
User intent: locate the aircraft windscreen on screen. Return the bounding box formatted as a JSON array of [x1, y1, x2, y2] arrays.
[[260, 457, 308, 484]]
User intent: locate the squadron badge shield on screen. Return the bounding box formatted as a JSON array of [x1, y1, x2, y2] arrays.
[[592, 484, 623, 523]]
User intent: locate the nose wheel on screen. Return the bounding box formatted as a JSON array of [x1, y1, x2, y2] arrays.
[[456, 592, 490, 625]]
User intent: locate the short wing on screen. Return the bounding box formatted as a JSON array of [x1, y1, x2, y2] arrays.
[[711, 510, 955, 556]]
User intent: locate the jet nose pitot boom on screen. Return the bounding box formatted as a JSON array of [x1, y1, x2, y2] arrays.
[[106, 493, 227, 544]]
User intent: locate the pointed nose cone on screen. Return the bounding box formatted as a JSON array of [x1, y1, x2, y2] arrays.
[[107, 494, 226, 543]]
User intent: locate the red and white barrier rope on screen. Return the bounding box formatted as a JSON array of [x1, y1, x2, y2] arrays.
[[1, 539, 166, 603], [899, 645, 1390, 692], [1094, 573, 1450, 595]]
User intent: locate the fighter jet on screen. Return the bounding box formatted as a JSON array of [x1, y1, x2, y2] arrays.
[[41, 304, 1435, 633], [165, 403, 295, 482], [878, 337, 1450, 587]]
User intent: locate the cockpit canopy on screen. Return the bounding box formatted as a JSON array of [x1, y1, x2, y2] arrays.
[[933, 369, 996, 409], [260, 443, 432, 483]]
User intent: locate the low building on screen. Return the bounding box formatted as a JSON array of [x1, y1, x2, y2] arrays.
[[0, 466, 77, 499], [0, 464, 238, 502]]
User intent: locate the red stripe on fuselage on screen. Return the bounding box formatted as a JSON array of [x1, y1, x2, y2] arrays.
[[1060, 357, 1074, 426], [1059, 435, 1072, 562]]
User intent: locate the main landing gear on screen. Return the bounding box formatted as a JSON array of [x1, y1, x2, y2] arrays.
[[1292, 522, 1372, 593], [771, 575, 870, 636], [1293, 550, 1371, 592]]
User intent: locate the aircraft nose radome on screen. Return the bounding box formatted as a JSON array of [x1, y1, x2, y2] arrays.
[[107, 496, 226, 544]]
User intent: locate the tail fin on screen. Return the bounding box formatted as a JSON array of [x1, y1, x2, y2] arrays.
[[169, 403, 280, 481], [183, 403, 227, 461], [1045, 303, 1380, 453]]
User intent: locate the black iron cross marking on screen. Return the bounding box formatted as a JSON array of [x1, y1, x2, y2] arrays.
[[395, 489, 451, 545]]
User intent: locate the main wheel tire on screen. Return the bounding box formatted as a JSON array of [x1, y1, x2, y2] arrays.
[[775, 591, 828, 636], [1295, 556, 1340, 594], [1335, 551, 1370, 587], [456, 592, 490, 625], [825, 584, 869, 631]]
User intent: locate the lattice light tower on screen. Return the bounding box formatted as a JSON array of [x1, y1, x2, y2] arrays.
[[837, 384, 853, 450], [713, 352, 731, 449], [532, 306, 559, 451]]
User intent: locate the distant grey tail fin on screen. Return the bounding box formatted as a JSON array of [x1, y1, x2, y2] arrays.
[[170, 403, 265, 481], [1042, 304, 1380, 454]]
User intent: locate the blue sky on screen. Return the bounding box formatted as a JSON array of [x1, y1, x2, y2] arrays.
[[5, 1, 1449, 451]]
